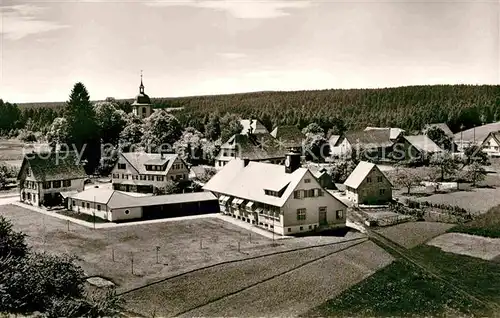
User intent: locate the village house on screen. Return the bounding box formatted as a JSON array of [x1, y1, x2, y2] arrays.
[[17, 152, 86, 206], [240, 119, 270, 135], [270, 125, 305, 152], [204, 152, 348, 235], [131, 73, 153, 119], [364, 127, 405, 141], [391, 135, 443, 161], [343, 161, 393, 205], [424, 123, 454, 138], [479, 132, 500, 157], [336, 130, 395, 161], [67, 187, 218, 222], [111, 152, 189, 194], [215, 133, 287, 169]]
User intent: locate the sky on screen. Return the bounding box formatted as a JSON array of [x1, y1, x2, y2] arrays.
[[0, 0, 499, 103]]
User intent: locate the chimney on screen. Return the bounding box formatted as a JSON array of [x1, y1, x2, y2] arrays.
[[243, 158, 250, 167], [285, 151, 301, 174]]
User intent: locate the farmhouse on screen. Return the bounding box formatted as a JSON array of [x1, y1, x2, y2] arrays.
[[270, 125, 305, 151], [111, 152, 189, 194], [342, 130, 394, 160], [391, 135, 443, 161], [308, 166, 336, 190], [67, 187, 219, 221], [240, 119, 269, 135], [364, 127, 405, 141], [204, 152, 348, 235], [479, 132, 500, 157], [131, 73, 153, 119], [344, 161, 392, 205], [215, 133, 287, 169], [454, 121, 500, 150], [17, 152, 86, 206]]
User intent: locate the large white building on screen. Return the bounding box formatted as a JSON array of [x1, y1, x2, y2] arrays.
[[204, 152, 347, 235], [111, 152, 189, 193]]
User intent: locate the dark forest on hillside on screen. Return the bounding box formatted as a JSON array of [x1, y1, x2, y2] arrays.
[[5, 84, 500, 134]]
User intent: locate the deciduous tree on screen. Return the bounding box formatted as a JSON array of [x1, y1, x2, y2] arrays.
[[141, 110, 182, 153]]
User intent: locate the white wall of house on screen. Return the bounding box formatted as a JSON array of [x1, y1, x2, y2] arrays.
[[111, 156, 189, 191], [330, 138, 352, 158], [20, 175, 84, 206], [133, 105, 152, 119], [281, 171, 346, 235], [481, 136, 500, 156]]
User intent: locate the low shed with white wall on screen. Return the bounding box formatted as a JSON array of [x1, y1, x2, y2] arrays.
[[68, 188, 219, 222]]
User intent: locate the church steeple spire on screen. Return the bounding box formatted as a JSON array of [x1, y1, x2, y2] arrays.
[[139, 70, 145, 94]]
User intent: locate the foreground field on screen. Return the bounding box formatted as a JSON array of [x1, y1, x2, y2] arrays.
[[176, 241, 393, 317], [0, 204, 364, 293], [375, 222, 455, 248], [307, 243, 500, 317]]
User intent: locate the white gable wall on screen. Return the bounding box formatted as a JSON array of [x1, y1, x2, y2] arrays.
[[346, 167, 392, 205], [281, 171, 346, 234]]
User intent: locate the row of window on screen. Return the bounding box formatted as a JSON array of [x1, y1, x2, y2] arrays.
[[112, 174, 187, 181], [73, 200, 102, 211], [24, 181, 37, 189], [117, 163, 184, 171], [43, 180, 71, 189], [366, 176, 384, 183], [293, 189, 324, 199], [296, 207, 343, 221]]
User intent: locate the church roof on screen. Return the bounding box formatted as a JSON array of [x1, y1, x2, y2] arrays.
[[132, 75, 151, 105]]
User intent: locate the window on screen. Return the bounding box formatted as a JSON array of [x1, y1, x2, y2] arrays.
[[288, 228, 291, 232], [140, 175, 146, 180], [124, 210, 130, 215], [380, 189, 386, 195], [53, 181, 61, 188], [176, 175, 181, 180], [122, 174, 126, 179], [300, 226, 303, 231], [148, 175, 153, 181], [309, 225, 312, 230], [72, 200, 75, 206], [294, 190, 301, 199], [318, 189, 324, 197], [297, 208, 306, 221], [27, 168, 31, 177], [63, 180, 71, 187], [366, 177, 372, 183], [336, 210, 343, 219], [304, 178, 311, 183], [142, 107, 146, 114], [118, 163, 126, 170], [308, 189, 314, 197], [86, 203, 90, 209], [157, 176, 164, 181], [43, 182, 51, 189], [97, 205, 101, 211], [377, 176, 383, 182], [81, 202, 85, 208]]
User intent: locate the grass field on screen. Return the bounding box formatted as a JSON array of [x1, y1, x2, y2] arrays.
[[0, 204, 365, 294], [307, 244, 500, 317], [375, 222, 455, 248], [0, 138, 49, 168], [452, 205, 500, 238], [176, 241, 393, 317]]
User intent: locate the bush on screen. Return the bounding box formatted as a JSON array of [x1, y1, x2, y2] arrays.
[[0, 216, 122, 317], [18, 130, 37, 142]]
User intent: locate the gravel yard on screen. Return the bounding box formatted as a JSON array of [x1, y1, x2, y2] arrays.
[[375, 221, 455, 248], [180, 240, 393, 317], [427, 233, 500, 261], [0, 204, 365, 293]]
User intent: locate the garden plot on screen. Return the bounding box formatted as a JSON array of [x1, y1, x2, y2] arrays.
[[123, 239, 367, 317], [427, 233, 500, 261], [413, 188, 500, 214], [180, 241, 393, 317], [375, 222, 455, 248]]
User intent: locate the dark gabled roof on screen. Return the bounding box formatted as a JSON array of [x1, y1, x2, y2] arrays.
[[345, 130, 393, 148], [270, 125, 305, 148], [220, 133, 288, 161], [18, 151, 87, 181]]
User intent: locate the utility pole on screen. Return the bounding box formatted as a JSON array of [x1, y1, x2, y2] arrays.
[[460, 124, 464, 151], [93, 196, 96, 230], [155, 246, 160, 264]]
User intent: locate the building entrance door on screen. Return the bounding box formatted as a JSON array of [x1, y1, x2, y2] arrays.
[[319, 207, 327, 225]]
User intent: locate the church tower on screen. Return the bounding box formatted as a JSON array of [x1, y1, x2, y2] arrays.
[[132, 71, 153, 119]]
